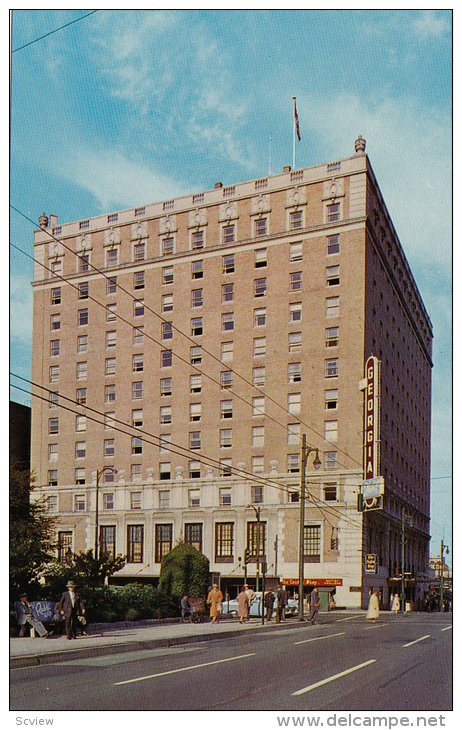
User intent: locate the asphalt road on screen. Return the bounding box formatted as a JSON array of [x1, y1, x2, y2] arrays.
[[10, 613, 452, 712]]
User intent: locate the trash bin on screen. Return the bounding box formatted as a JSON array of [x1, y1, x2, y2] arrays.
[[318, 588, 330, 612]]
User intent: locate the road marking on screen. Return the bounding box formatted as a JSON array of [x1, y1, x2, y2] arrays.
[[403, 634, 431, 647], [365, 622, 389, 630], [335, 615, 362, 622], [291, 659, 377, 696], [113, 652, 256, 685], [441, 626, 452, 632], [294, 632, 346, 646]]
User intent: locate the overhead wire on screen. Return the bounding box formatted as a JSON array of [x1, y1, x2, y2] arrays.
[[12, 10, 99, 53]]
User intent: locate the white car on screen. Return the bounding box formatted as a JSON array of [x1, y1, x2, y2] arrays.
[[221, 591, 298, 618]]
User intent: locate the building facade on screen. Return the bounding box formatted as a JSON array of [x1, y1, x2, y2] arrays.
[[30, 137, 432, 609]]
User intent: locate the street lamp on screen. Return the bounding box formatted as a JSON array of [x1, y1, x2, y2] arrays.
[[439, 540, 449, 613], [247, 504, 261, 593], [94, 467, 118, 561], [298, 434, 322, 622]]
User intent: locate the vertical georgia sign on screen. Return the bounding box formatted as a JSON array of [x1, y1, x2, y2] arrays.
[[364, 355, 380, 480]]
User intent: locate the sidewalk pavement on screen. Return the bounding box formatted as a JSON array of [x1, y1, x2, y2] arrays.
[[10, 611, 365, 669]]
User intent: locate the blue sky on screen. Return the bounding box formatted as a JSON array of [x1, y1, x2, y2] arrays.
[[9, 8, 452, 560]]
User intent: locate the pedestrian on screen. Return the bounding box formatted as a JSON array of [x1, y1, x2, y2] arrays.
[[366, 590, 380, 622], [180, 594, 192, 622], [275, 586, 284, 623], [308, 587, 320, 624], [264, 590, 275, 622], [244, 584, 255, 608], [207, 584, 223, 624], [391, 593, 400, 616], [279, 584, 288, 621], [14, 594, 51, 638], [57, 581, 86, 639], [237, 586, 250, 624]]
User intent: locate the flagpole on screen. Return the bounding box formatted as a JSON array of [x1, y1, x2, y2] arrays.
[[268, 133, 272, 177], [292, 97, 296, 169]]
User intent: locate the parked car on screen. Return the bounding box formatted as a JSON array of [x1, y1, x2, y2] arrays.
[[221, 591, 298, 618]]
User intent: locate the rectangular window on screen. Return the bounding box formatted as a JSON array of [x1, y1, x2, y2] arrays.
[[51, 287, 61, 305], [103, 494, 114, 511], [251, 485, 263, 504], [132, 409, 143, 427], [287, 423, 301, 445], [252, 396, 265, 416], [106, 277, 117, 294], [134, 242, 145, 261], [159, 490, 170, 508], [75, 441, 86, 459], [304, 525, 321, 562], [222, 224, 235, 244], [288, 362, 302, 383], [324, 483, 338, 501], [327, 265, 340, 286], [192, 260, 203, 279], [190, 403, 202, 422], [105, 357, 116, 376], [74, 494, 86, 511], [253, 367, 265, 387], [185, 523, 202, 552], [324, 420, 338, 442], [49, 365, 59, 383], [49, 417, 59, 434], [253, 337, 266, 357], [162, 266, 173, 285], [215, 522, 234, 561], [220, 429, 232, 448], [254, 277, 267, 297], [326, 296, 340, 318], [189, 460, 201, 479], [289, 271, 302, 291], [219, 487, 232, 506], [155, 524, 173, 563], [289, 210, 303, 230], [325, 327, 339, 347], [127, 525, 144, 563], [252, 426, 265, 447], [133, 271, 145, 290], [324, 451, 337, 469], [133, 326, 144, 345], [188, 489, 201, 508], [160, 406, 172, 424], [105, 384, 116, 403], [48, 443, 58, 461], [46, 495, 58, 512], [51, 260, 62, 277], [75, 415, 86, 432], [222, 312, 234, 332], [58, 532, 72, 562], [162, 294, 173, 313], [159, 462, 171, 480], [78, 308, 88, 326], [220, 371, 232, 389], [290, 242, 303, 261], [220, 341, 233, 363], [132, 354, 143, 373], [162, 237, 174, 256], [78, 254, 90, 273], [160, 377, 172, 396], [254, 308, 266, 327], [131, 437, 143, 455], [190, 346, 202, 365], [130, 491, 142, 509], [76, 361, 87, 380], [222, 255, 235, 274], [189, 431, 201, 450], [191, 288, 203, 308], [222, 282, 234, 302], [191, 230, 204, 250], [327, 203, 340, 222], [131, 464, 142, 482], [106, 248, 119, 267], [288, 331, 302, 352], [255, 219, 268, 238], [76, 388, 87, 405], [254, 247, 267, 266], [106, 331, 116, 348], [220, 460, 232, 478], [327, 235, 340, 255], [190, 374, 202, 393], [99, 525, 116, 558], [161, 350, 173, 368], [325, 389, 338, 410], [288, 392, 301, 414], [134, 300, 144, 317], [104, 304, 116, 322], [247, 521, 266, 559], [162, 322, 173, 340], [289, 302, 302, 322], [325, 358, 339, 378], [220, 399, 233, 419], [48, 469, 58, 486], [287, 453, 300, 473], [48, 391, 59, 409], [191, 317, 203, 336], [50, 314, 60, 331], [252, 456, 264, 474], [50, 339, 60, 357], [77, 335, 88, 353], [104, 439, 115, 457]]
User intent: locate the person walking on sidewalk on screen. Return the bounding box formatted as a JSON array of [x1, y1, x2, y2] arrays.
[[264, 590, 275, 622], [14, 594, 50, 638], [391, 593, 400, 616], [308, 588, 320, 625], [237, 586, 250, 624], [207, 584, 223, 624], [57, 581, 86, 639], [366, 590, 380, 622]]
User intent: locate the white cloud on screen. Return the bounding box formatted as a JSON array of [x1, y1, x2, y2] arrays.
[[412, 10, 451, 40]]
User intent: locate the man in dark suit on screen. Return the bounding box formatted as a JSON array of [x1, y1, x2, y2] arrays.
[[57, 581, 85, 639]]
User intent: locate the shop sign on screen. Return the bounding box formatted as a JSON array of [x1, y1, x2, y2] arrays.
[[283, 578, 343, 587], [365, 553, 377, 574]]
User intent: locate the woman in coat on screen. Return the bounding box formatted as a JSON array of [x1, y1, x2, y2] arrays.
[[366, 590, 380, 621], [391, 593, 400, 616], [237, 586, 250, 624], [207, 584, 223, 624]]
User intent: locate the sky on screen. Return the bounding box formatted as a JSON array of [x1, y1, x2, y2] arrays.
[[8, 7, 453, 562]]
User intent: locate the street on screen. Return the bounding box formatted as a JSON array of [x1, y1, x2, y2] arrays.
[[10, 613, 452, 712]]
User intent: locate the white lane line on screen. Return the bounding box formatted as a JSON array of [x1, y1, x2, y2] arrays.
[[441, 626, 452, 632], [335, 615, 362, 622], [113, 652, 256, 685], [294, 632, 346, 646], [365, 622, 389, 630], [292, 659, 376, 696], [403, 634, 431, 647]]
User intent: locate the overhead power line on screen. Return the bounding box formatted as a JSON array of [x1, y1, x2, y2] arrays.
[[12, 10, 99, 53]]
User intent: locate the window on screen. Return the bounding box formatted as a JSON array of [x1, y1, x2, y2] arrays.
[[105, 357, 116, 376], [304, 525, 321, 562], [133, 271, 144, 289], [105, 384, 116, 403], [161, 321, 173, 340], [189, 431, 201, 450], [76, 361, 87, 380], [220, 429, 232, 448], [106, 277, 117, 294], [190, 403, 202, 422], [46, 495, 58, 512], [106, 331, 116, 348], [155, 524, 173, 562], [220, 400, 233, 419], [162, 237, 174, 256], [289, 302, 302, 322], [76, 388, 87, 405], [74, 494, 86, 511], [49, 365, 59, 383], [134, 242, 145, 261], [288, 362, 302, 383], [254, 247, 267, 266], [222, 254, 235, 274], [159, 462, 171, 480], [103, 494, 114, 510], [190, 346, 202, 365], [58, 532, 73, 562], [51, 259, 62, 277], [50, 314, 60, 331], [252, 396, 265, 416], [77, 335, 88, 353], [287, 423, 300, 445], [192, 260, 203, 279], [99, 525, 116, 558], [327, 203, 340, 222], [51, 287, 61, 305], [134, 300, 144, 317], [78, 282, 89, 299], [106, 303, 117, 321], [106, 248, 118, 267], [325, 358, 339, 378], [215, 523, 234, 561], [327, 265, 340, 286], [75, 415, 86, 432], [103, 467, 116, 483], [48, 470, 58, 487], [79, 220, 90, 230], [48, 443, 58, 461], [288, 392, 301, 414], [220, 460, 232, 478], [191, 317, 203, 336], [222, 283, 234, 302], [49, 417, 59, 434], [254, 277, 267, 297], [78, 308, 88, 326], [289, 271, 302, 291], [188, 489, 201, 508], [131, 437, 143, 455], [48, 391, 59, 409], [190, 374, 202, 393], [255, 217, 269, 241], [288, 331, 302, 352], [191, 230, 204, 250], [324, 420, 338, 442], [325, 327, 339, 347], [104, 438, 115, 457], [247, 521, 266, 559], [253, 337, 266, 357], [50, 339, 60, 357], [132, 409, 143, 427], [161, 350, 173, 367], [133, 327, 144, 345], [251, 485, 264, 504], [221, 341, 233, 363], [222, 312, 234, 331], [160, 406, 172, 424], [162, 266, 173, 285], [324, 484, 338, 501], [252, 456, 264, 474], [222, 224, 235, 244], [185, 523, 202, 552], [75, 441, 86, 459], [78, 254, 90, 273], [160, 377, 172, 396], [219, 487, 232, 506], [130, 491, 142, 509], [289, 210, 303, 230], [220, 370, 232, 389], [287, 453, 300, 473], [326, 296, 340, 317], [189, 460, 201, 478], [253, 367, 265, 387], [324, 451, 337, 469], [254, 308, 266, 327], [252, 426, 265, 447], [290, 241, 303, 261], [159, 490, 170, 508], [327, 235, 340, 255], [131, 464, 142, 482], [325, 389, 338, 410], [127, 525, 144, 563], [191, 288, 203, 307]]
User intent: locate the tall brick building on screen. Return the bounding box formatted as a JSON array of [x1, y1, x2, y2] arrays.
[[30, 137, 432, 608]]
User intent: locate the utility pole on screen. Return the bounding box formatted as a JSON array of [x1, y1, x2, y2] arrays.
[[439, 539, 449, 612], [94, 466, 118, 561], [400, 508, 413, 614], [298, 435, 322, 621]]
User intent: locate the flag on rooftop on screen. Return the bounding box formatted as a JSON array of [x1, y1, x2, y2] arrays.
[[293, 96, 301, 141]]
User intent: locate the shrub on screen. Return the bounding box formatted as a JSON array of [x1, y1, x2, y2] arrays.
[[159, 541, 209, 600]]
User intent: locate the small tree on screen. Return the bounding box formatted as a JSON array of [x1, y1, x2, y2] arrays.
[[41, 549, 126, 597], [159, 541, 209, 599]]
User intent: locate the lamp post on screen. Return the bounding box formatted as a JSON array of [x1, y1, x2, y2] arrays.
[[298, 434, 322, 622], [247, 504, 263, 622], [94, 467, 118, 561], [439, 539, 449, 612]]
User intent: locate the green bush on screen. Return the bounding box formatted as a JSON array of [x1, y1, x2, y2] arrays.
[[159, 541, 210, 600]]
